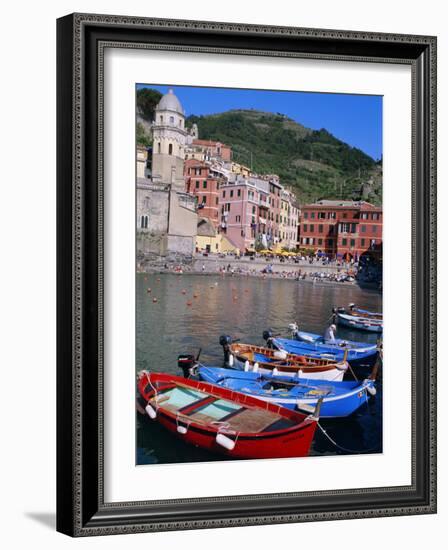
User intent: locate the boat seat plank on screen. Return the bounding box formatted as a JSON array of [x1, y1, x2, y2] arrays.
[[225, 408, 283, 433]]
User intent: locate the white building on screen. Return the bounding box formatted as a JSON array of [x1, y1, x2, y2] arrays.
[[137, 89, 197, 262]]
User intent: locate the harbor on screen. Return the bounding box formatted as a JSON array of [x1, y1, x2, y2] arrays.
[[136, 272, 382, 465]]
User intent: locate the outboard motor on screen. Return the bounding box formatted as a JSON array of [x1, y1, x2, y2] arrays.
[[262, 329, 274, 349], [219, 335, 232, 364], [177, 354, 196, 378]]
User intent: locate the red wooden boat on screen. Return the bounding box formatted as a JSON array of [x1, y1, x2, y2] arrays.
[[137, 371, 319, 459]]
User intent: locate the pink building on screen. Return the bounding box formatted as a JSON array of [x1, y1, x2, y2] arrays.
[[184, 159, 220, 225], [219, 176, 288, 252]]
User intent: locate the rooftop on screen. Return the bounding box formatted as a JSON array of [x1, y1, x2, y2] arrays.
[[304, 200, 381, 210], [156, 89, 184, 115]]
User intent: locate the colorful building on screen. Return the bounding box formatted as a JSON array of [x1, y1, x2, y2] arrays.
[[184, 159, 221, 225], [299, 200, 382, 259], [196, 217, 239, 254], [185, 139, 232, 162]]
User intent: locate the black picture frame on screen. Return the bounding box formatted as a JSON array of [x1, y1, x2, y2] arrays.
[[57, 13, 437, 537]]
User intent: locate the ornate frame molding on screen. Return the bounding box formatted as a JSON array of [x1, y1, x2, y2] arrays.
[[57, 13, 437, 536]]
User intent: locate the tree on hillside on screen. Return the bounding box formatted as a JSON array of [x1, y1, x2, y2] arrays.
[[137, 88, 163, 121]]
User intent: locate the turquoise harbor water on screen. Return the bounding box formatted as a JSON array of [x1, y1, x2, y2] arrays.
[[136, 272, 382, 465]]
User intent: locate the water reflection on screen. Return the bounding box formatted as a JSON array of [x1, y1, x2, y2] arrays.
[[136, 273, 382, 464]]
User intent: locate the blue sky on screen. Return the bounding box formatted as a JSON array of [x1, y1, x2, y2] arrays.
[[137, 84, 382, 160]]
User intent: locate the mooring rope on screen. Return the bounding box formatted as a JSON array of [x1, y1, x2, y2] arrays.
[[316, 422, 380, 454]]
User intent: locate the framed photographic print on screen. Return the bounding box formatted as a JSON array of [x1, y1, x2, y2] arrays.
[[56, 13, 437, 536]]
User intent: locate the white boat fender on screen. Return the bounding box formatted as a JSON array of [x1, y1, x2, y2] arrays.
[[253, 362, 259, 373], [244, 360, 250, 372], [176, 425, 188, 435], [337, 361, 349, 371], [216, 433, 236, 451], [228, 354, 234, 367], [297, 369, 303, 378], [366, 384, 377, 396], [272, 368, 279, 376], [273, 350, 288, 360], [145, 403, 157, 419]]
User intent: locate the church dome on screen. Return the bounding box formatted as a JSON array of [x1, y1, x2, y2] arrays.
[[156, 89, 184, 115]]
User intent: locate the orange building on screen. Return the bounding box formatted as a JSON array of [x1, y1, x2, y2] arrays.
[[185, 159, 220, 225], [299, 200, 382, 259], [189, 139, 232, 162]]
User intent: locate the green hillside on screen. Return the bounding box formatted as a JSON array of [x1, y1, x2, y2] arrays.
[[186, 109, 382, 205]]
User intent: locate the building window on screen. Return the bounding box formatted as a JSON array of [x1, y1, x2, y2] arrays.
[[168, 143, 173, 155], [304, 212, 308, 219], [222, 191, 226, 198], [340, 222, 350, 233], [318, 224, 323, 233], [236, 215, 241, 222], [361, 225, 366, 232], [328, 239, 333, 246], [157, 142, 161, 154], [350, 239, 355, 247], [318, 238, 323, 245], [342, 238, 347, 246], [202, 196, 207, 204], [351, 223, 357, 233], [318, 212, 325, 219], [140, 215, 149, 229], [160, 115, 163, 123], [203, 181, 207, 189], [373, 225, 377, 233], [215, 197, 218, 205], [311, 212, 315, 219], [237, 189, 241, 197], [225, 203, 231, 212], [230, 190, 234, 197], [252, 206, 256, 214], [361, 238, 365, 247], [361, 212, 368, 220], [195, 181, 199, 189], [342, 213, 347, 219], [310, 224, 314, 232], [169, 116, 174, 124]]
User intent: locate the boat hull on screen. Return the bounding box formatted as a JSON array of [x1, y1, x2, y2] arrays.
[[198, 367, 375, 419], [138, 372, 317, 459], [272, 337, 378, 369], [153, 408, 317, 459], [337, 312, 383, 333], [231, 355, 346, 381], [229, 342, 348, 381]]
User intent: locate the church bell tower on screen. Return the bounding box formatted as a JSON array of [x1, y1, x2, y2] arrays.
[[151, 89, 187, 191]]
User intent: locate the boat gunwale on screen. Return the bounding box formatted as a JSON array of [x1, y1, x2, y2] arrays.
[[138, 372, 315, 439]]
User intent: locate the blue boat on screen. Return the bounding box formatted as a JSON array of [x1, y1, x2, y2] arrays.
[[197, 366, 377, 418], [351, 306, 382, 318], [262, 330, 378, 369], [336, 311, 383, 333]]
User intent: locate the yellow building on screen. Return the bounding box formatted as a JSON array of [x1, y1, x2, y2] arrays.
[[230, 162, 251, 177], [196, 218, 239, 254]]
